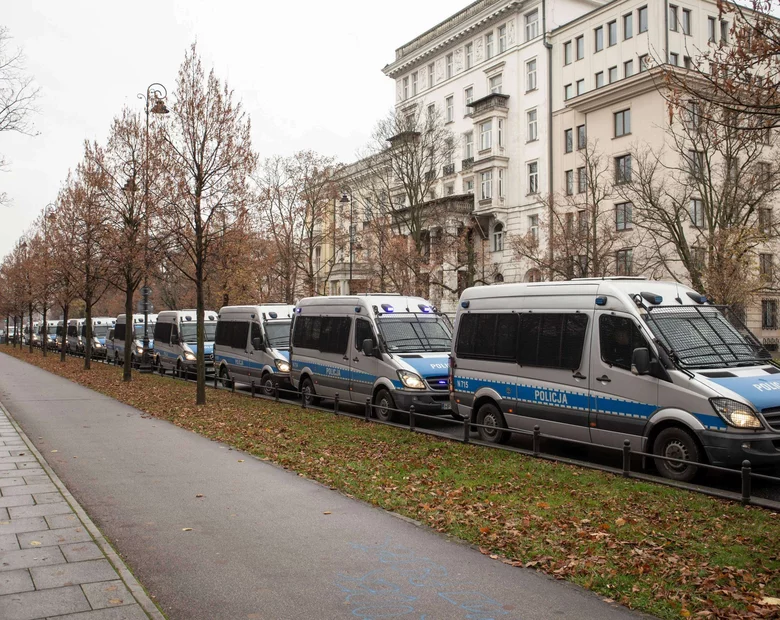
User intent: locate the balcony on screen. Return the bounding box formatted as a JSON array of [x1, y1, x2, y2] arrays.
[[462, 157, 474, 171], [425, 169, 437, 182], [469, 93, 509, 118], [443, 163, 455, 176]]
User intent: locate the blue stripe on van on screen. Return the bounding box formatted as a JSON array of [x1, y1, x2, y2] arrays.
[[292, 360, 405, 390], [215, 354, 273, 372]]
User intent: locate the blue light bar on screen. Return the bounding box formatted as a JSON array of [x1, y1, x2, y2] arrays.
[[295, 307, 302, 314], [461, 300, 470, 309], [354, 307, 362, 313], [595, 296, 607, 306], [381, 304, 394, 313], [269, 312, 278, 319], [418, 304, 431, 313]]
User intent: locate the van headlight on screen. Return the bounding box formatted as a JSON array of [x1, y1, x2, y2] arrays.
[[274, 359, 290, 373], [183, 351, 196, 361], [398, 370, 426, 390], [135, 345, 144, 355], [94, 341, 103, 349], [710, 398, 763, 429]]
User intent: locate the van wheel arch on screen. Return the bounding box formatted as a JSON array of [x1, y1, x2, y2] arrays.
[[647, 420, 707, 462], [472, 395, 500, 423]]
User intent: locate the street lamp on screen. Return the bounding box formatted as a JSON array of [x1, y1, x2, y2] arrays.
[[42, 203, 55, 356], [136, 83, 169, 371], [340, 190, 353, 292]]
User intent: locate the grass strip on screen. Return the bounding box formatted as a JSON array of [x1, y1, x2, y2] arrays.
[[4, 347, 780, 620]]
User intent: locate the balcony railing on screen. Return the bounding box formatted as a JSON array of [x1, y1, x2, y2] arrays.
[[470, 93, 510, 117], [462, 157, 474, 170], [425, 169, 437, 181], [443, 163, 455, 176]]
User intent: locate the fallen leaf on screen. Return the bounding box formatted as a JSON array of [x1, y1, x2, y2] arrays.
[[182, 528, 193, 532], [536, 502, 550, 509], [108, 598, 123, 605], [615, 518, 627, 527], [323, 511, 332, 515], [237, 459, 244, 462], [760, 597, 780, 606], [195, 494, 204, 498], [50, 450, 58, 453], [29, 541, 41, 546]]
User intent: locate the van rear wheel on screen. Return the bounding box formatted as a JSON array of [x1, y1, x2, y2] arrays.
[[300, 377, 319, 406], [219, 366, 231, 388], [373, 388, 396, 423], [261, 373, 275, 397], [653, 427, 702, 482], [476, 403, 510, 444]]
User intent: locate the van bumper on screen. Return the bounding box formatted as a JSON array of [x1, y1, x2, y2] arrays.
[[698, 430, 780, 468], [392, 390, 453, 415]]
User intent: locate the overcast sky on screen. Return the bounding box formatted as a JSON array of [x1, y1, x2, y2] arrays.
[[0, 0, 467, 257]]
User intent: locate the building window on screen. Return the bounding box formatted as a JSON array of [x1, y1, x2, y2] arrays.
[[526, 9, 539, 41], [624, 13, 633, 39], [480, 120, 492, 150], [763, 299, 778, 329], [616, 202, 633, 230], [464, 178, 474, 193], [759, 207, 772, 234], [481, 171, 493, 200], [428, 63, 435, 88], [690, 198, 705, 227], [577, 167, 587, 193], [443, 96, 453, 123], [485, 32, 494, 59], [564, 83, 573, 100], [527, 108, 538, 142], [682, 9, 691, 35], [427, 103, 436, 119], [624, 59, 634, 77], [638, 6, 648, 33], [615, 109, 631, 137], [615, 155, 632, 184], [565, 170, 574, 195], [688, 150, 704, 178], [445, 183, 455, 196], [708, 16, 717, 43], [758, 162, 772, 191], [526, 58, 537, 91], [446, 53, 453, 79], [608, 20, 617, 46], [684, 56, 692, 70], [528, 161, 539, 194], [498, 24, 507, 53], [402, 77, 409, 100], [576, 35, 584, 60], [760, 253, 774, 278], [498, 119, 504, 147], [577, 124, 586, 150], [608, 66, 618, 83], [669, 5, 678, 32], [669, 52, 679, 66], [564, 128, 573, 153], [498, 168, 505, 198], [595, 71, 604, 88], [493, 223, 504, 252], [576, 79, 585, 96], [464, 86, 473, 113], [464, 131, 474, 159], [465, 43, 473, 69], [721, 20, 729, 43], [528, 214, 539, 240], [411, 72, 418, 96], [639, 54, 649, 72], [489, 73, 503, 94], [564, 41, 572, 65], [616, 249, 633, 276], [578, 210, 588, 234], [594, 26, 604, 52]]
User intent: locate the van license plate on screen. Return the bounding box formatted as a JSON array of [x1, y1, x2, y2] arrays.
[[441, 402, 451, 410]]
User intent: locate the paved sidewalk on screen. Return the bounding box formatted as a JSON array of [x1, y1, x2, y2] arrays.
[[0, 402, 161, 620]]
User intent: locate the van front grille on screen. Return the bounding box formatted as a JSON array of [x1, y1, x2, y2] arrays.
[[426, 376, 449, 391], [762, 408, 780, 431]]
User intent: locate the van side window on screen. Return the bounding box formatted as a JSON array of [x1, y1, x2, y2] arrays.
[[600, 315, 647, 370], [354, 318, 376, 350], [455, 313, 519, 360], [293, 316, 321, 349], [169, 324, 177, 343], [215, 321, 230, 346], [251, 322, 262, 345], [115, 324, 126, 341], [518, 313, 588, 369], [232, 322, 250, 349], [153, 322, 163, 341], [320, 317, 351, 354]]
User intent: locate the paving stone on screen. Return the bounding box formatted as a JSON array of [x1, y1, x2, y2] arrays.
[[0, 585, 89, 620], [9, 503, 72, 519], [0, 534, 19, 552], [80, 580, 133, 610], [2, 483, 57, 496], [0, 495, 34, 509], [0, 463, 19, 471], [45, 514, 80, 530], [18, 527, 91, 549], [0, 451, 11, 457], [33, 493, 66, 505], [0, 478, 27, 488], [47, 604, 149, 620], [31, 559, 117, 590], [22, 476, 52, 486], [0, 455, 37, 464], [0, 546, 65, 571], [0, 470, 27, 479], [0, 508, 8, 520], [16, 462, 43, 470], [0, 569, 34, 595], [60, 543, 103, 563], [0, 517, 48, 535]]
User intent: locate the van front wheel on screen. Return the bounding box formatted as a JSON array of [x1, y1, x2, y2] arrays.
[[476, 403, 510, 444], [653, 427, 702, 482], [261, 373, 275, 397], [373, 388, 396, 423]]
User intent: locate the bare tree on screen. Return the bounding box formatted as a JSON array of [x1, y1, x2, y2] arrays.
[[159, 43, 256, 405]]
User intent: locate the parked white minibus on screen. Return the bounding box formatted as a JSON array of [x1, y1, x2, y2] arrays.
[[154, 310, 218, 375], [111, 314, 157, 366], [290, 295, 455, 421], [214, 305, 294, 394], [450, 277, 780, 481]]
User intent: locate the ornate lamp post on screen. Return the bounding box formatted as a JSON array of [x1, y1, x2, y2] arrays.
[[41, 202, 55, 356], [136, 83, 169, 371], [340, 190, 354, 292]]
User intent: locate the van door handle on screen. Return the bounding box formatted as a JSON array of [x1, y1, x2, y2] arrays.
[[353, 357, 360, 363], [343, 355, 349, 361], [572, 371, 586, 380], [596, 375, 611, 383]]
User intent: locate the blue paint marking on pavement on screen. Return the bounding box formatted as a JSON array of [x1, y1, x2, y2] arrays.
[[337, 539, 513, 619]]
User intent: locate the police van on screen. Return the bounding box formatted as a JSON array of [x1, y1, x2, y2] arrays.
[[154, 310, 218, 375], [450, 278, 780, 481], [290, 295, 455, 421], [112, 313, 157, 366], [214, 305, 295, 394], [66, 319, 86, 354], [67, 317, 116, 358]]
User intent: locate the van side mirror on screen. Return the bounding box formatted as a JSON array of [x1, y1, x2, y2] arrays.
[[631, 348, 651, 376], [362, 339, 374, 357], [252, 337, 264, 351]]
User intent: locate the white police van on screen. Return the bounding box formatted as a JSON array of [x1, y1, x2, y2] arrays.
[[214, 305, 295, 394], [66, 317, 114, 358], [450, 278, 780, 481], [290, 295, 455, 422], [66, 319, 85, 354], [154, 310, 218, 375], [112, 313, 157, 366]]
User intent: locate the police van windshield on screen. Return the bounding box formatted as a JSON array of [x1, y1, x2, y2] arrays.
[[48, 325, 58, 335], [376, 315, 452, 353], [264, 320, 291, 348], [180, 322, 217, 343], [91, 326, 110, 338], [132, 324, 154, 338], [644, 305, 771, 368]]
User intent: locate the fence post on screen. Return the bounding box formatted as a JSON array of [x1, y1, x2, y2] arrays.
[[274, 382, 279, 402], [251, 381, 255, 398], [364, 398, 371, 422], [622, 440, 631, 478], [409, 405, 416, 431], [231, 378, 235, 394], [214, 372, 218, 389], [334, 393, 340, 415], [301, 388, 307, 409], [462, 414, 470, 443], [532, 426, 541, 456], [741, 460, 752, 505]]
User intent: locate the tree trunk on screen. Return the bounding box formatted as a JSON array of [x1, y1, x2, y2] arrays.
[[123, 278, 134, 381], [84, 301, 92, 370], [12, 316, 17, 348], [196, 260, 206, 406], [60, 305, 69, 362], [5, 316, 9, 347], [28, 302, 33, 354], [41, 305, 47, 358]]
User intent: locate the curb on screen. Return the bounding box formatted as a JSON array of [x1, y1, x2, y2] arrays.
[[0, 399, 166, 620]]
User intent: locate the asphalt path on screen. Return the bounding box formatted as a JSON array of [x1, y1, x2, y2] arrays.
[[0, 352, 644, 620]]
